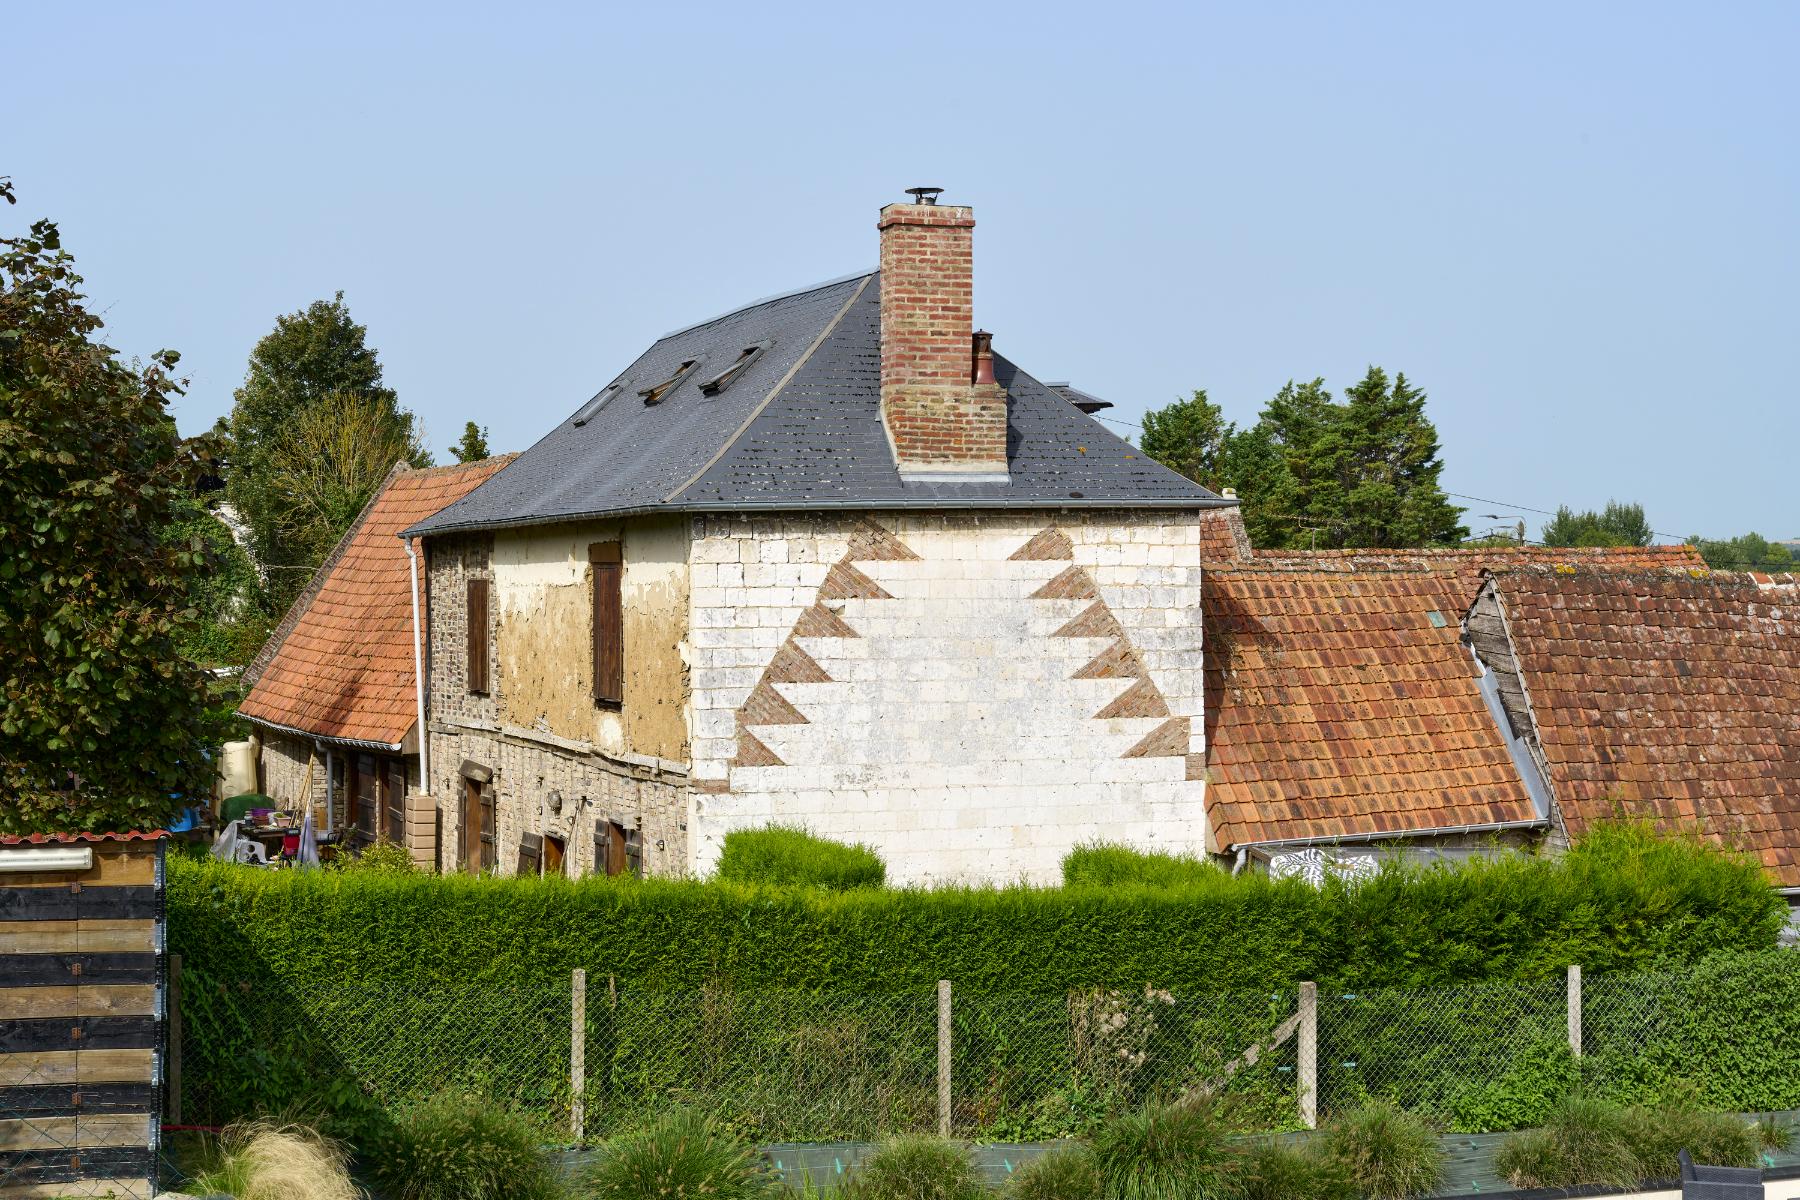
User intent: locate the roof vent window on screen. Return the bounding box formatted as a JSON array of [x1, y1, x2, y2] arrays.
[[640, 359, 699, 406], [698, 341, 773, 397], [571, 383, 623, 427]]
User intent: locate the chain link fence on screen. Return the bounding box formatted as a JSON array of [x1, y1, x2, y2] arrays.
[[171, 951, 1800, 1145]]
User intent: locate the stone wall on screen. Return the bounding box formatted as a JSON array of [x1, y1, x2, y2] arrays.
[[424, 531, 689, 876], [687, 509, 1209, 885], [256, 730, 327, 814]]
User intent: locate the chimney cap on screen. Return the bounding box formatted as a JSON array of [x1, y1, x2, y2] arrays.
[[904, 186, 945, 205]]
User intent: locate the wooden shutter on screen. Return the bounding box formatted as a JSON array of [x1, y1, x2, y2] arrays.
[[480, 788, 497, 870], [589, 543, 622, 706], [383, 760, 406, 844], [467, 578, 490, 694], [518, 832, 543, 877]]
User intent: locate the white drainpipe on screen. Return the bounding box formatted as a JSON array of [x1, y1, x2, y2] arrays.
[[405, 537, 431, 788]]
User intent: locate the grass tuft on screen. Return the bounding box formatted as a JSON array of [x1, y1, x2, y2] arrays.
[[1494, 1094, 1642, 1189], [186, 1120, 362, 1200], [1006, 1145, 1100, 1200], [1317, 1100, 1444, 1200], [1088, 1102, 1234, 1200], [368, 1092, 561, 1200], [715, 826, 886, 890], [1619, 1103, 1761, 1179], [1220, 1138, 1353, 1200], [839, 1135, 987, 1200], [579, 1108, 770, 1200]]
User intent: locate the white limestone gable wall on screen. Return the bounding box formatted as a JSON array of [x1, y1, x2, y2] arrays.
[[685, 511, 1207, 886]]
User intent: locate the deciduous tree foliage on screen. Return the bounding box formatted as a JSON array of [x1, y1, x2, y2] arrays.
[[0, 196, 222, 832], [1686, 531, 1795, 572], [266, 390, 427, 566], [1142, 368, 1465, 549], [225, 293, 428, 611], [1541, 501, 1653, 548], [448, 420, 491, 463]]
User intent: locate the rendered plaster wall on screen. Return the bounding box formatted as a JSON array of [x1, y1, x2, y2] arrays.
[[423, 529, 691, 877], [490, 517, 690, 762], [686, 510, 1209, 886]]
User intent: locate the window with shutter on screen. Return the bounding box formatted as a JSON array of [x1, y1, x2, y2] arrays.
[[589, 543, 622, 707], [545, 835, 566, 877], [467, 578, 490, 694], [594, 819, 630, 877]]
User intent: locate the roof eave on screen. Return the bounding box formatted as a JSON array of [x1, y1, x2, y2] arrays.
[[1227, 816, 1548, 855], [403, 494, 1237, 540], [240, 712, 408, 755]]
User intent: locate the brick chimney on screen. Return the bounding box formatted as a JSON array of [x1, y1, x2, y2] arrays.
[[878, 194, 1009, 481]]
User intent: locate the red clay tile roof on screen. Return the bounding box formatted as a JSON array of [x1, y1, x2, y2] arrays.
[[1203, 566, 1540, 849], [1488, 567, 1800, 886], [0, 831, 168, 845], [239, 457, 515, 746]]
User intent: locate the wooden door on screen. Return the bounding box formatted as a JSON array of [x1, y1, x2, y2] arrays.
[[461, 777, 482, 875], [545, 835, 565, 877]]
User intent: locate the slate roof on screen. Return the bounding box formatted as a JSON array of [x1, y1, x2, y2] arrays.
[[240, 457, 515, 747], [1486, 567, 1800, 887], [406, 273, 1225, 536], [1203, 566, 1541, 849]]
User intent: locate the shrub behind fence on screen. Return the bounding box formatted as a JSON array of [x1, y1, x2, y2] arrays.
[[174, 950, 1800, 1145]]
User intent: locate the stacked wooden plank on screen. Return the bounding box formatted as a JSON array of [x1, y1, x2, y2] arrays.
[[0, 835, 164, 1199]]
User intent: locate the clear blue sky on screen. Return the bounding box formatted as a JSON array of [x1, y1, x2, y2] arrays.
[[10, 1, 1796, 542]]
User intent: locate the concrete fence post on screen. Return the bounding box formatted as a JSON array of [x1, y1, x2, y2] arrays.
[[1298, 981, 1318, 1129], [571, 969, 587, 1145], [936, 979, 952, 1137], [1567, 964, 1582, 1058]]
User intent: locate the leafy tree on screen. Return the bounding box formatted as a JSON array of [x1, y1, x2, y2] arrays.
[[161, 495, 269, 668], [448, 421, 491, 463], [1139, 390, 1233, 490], [1686, 532, 1795, 572], [0, 195, 223, 833], [1542, 501, 1654, 548], [1150, 368, 1464, 550], [266, 390, 427, 566], [225, 292, 428, 609]]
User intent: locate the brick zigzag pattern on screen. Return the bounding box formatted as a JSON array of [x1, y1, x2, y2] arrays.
[[732, 522, 918, 768], [1010, 527, 1189, 760]]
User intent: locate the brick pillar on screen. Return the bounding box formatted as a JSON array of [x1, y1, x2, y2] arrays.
[[878, 202, 1009, 481]]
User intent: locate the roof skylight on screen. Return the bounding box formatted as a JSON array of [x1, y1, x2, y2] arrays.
[[571, 383, 622, 427], [699, 341, 773, 397], [640, 360, 699, 406]]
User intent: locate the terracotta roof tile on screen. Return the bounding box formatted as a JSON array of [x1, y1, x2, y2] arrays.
[[1491, 567, 1800, 887], [1203, 566, 1539, 849], [0, 831, 168, 845], [238, 457, 515, 746]]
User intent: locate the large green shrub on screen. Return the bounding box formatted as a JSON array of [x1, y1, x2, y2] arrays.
[[1061, 844, 1221, 888], [839, 1136, 986, 1200], [579, 1109, 769, 1200], [366, 1092, 563, 1200], [716, 826, 886, 890]]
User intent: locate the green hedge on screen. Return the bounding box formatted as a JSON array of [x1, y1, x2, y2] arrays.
[[715, 826, 887, 890], [166, 824, 1790, 1140], [169, 823, 1783, 994]]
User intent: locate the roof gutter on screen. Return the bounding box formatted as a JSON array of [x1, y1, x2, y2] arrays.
[[405, 536, 430, 787], [1229, 816, 1547, 856], [238, 713, 404, 755]]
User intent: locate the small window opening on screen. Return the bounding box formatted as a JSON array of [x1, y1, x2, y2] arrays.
[[571, 383, 623, 427], [699, 341, 772, 396], [640, 360, 698, 406]]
